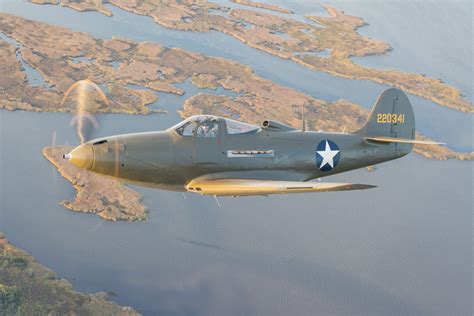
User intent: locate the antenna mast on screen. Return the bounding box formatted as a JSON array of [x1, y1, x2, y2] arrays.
[[301, 104, 306, 132]]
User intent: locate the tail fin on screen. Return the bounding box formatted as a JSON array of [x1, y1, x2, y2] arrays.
[[358, 88, 415, 140], [357, 88, 443, 147]]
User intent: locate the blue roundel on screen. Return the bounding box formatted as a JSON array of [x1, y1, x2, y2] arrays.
[[315, 140, 341, 172]]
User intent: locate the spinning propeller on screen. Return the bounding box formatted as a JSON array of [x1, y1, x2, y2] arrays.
[[62, 79, 108, 144], [49, 79, 109, 172]]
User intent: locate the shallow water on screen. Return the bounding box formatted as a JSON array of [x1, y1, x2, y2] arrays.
[[0, 1, 472, 315], [0, 31, 51, 88], [148, 79, 241, 112], [343, 1, 473, 103]]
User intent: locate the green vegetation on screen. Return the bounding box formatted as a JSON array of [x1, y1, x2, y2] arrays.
[[0, 234, 139, 315], [1, 254, 28, 270], [0, 284, 20, 314]]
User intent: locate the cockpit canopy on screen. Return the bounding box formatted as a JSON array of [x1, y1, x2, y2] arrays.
[[172, 115, 260, 137]]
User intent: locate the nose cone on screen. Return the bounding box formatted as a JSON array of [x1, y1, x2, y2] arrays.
[[64, 144, 94, 170]]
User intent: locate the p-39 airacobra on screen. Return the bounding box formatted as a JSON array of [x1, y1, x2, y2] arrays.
[[64, 88, 441, 197]]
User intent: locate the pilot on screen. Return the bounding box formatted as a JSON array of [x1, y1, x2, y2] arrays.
[[207, 123, 217, 138], [197, 124, 209, 137], [197, 123, 217, 138]]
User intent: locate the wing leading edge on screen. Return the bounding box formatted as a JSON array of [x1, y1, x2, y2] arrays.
[[186, 179, 376, 196]]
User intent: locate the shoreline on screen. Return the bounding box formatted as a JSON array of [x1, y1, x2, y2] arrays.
[[25, 0, 472, 113], [0, 232, 140, 315], [42, 146, 148, 222], [230, 0, 294, 14]]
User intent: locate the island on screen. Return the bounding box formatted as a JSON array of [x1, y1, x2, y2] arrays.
[[0, 232, 140, 315], [28, 0, 473, 113], [0, 13, 470, 161], [42, 146, 148, 222], [230, 0, 293, 14]]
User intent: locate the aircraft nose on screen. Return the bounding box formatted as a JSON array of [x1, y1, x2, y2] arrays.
[[63, 143, 94, 170]]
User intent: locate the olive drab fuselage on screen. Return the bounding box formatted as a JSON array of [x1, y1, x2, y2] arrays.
[[65, 88, 426, 194], [83, 115, 410, 191]]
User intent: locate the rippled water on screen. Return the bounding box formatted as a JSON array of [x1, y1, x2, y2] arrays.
[[0, 109, 471, 315], [0, 1, 472, 315]]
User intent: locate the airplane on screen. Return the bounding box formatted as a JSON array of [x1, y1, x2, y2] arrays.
[[63, 88, 441, 197]]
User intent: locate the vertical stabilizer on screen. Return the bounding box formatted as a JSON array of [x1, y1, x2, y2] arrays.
[[356, 88, 417, 155], [357, 88, 415, 140]]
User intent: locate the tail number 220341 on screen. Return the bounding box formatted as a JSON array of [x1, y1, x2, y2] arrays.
[[377, 113, 405, 124]]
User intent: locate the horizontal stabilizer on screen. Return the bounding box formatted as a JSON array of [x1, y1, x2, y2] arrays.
[[365, 136, 445, 145], [186, 178, 376, 196]]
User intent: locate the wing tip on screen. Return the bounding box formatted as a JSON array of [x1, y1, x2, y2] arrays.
[[349, 183, 377, 190]]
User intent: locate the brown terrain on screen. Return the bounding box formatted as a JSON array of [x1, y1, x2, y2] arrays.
[[28, 0, 473, 113], [0, 13, 470, 161], [0, 233, 140, 315], [230, 0, 293, 14], [42, 146, 148, 221]]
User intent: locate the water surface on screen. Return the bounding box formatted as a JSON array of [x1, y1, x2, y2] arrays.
[[0, 1, 472, 315]]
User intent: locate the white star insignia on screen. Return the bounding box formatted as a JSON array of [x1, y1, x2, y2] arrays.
[[317, 141, 339, 170]]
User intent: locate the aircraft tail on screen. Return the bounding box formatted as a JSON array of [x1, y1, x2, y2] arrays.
[[358, 88, 415, 139], [355, 88, 442, 151], [355, 88, 443, 154]]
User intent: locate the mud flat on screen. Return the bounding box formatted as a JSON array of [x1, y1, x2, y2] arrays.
[[0, 21, 161, 114], [42, 146, 148, 222], [28, 0, 473, 112], [0, 232, 140, 315], [230, 0, 293, 14], [31, 0, 112, 16]]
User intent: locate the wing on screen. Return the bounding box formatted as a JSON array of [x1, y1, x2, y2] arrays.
[[186, 179, 376, 196]]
